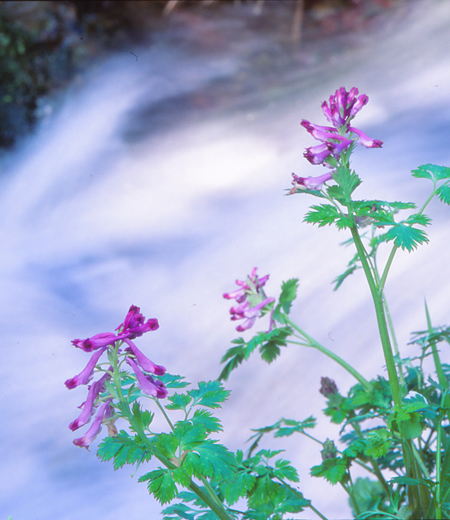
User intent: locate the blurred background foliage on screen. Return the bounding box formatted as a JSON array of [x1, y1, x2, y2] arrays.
[[0, 0, 396, 149]]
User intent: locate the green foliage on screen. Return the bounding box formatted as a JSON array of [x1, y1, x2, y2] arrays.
[[277, 278, 299, 315], [384, 222, 429, 251], [97, 430, 152, 470], [219, 327, 292, 381], [247, 417, 316, 457], [350, 478, 389, 517], [329, 166, 362, 205], [363, 429, 392, 459], [412, 163, 450, 182], [304, 203, 353, 229], [189, 381, 230, 409], [310, 456, 348, 485]]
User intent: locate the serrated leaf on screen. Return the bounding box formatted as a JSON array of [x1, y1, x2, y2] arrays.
[[219, 328, 291, 380], [132, 401, 154, 429], [436, 184, 450, 205], [412, 163, 450, 181], [273, 459, 299, 482], [310, 457, 347, 484], [192, 409, 223, 433], [304, 204, 352, 228], [174, 421, 207, 451], [278, 278, 299, 314], [364, 429, 392, 458], [162, 502, 197, 520], [191, 440, 236, 481], [332, 166, 362, 203], [384, 223, 429, 251], [188, 381, 230, 409], [158, 373, 190, 389], [153, 432, 179, 459], [220, 468, 256, 505], [140, 468, 179, 504], [166, 393, 193, 411], [97, 431, 151, 469]]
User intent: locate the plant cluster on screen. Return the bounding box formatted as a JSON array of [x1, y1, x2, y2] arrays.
[[65, 87, 450, 519]]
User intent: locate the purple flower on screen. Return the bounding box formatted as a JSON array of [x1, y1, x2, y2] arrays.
[[223, 267, 269, 302], [224, 268, 274, 332], [321, 87, 368, 128], [304, 143, 332, 165], [290, 172, 333, 193], [348, 126, 383, 148], [126, 357, 168, 399], [71, 332, 125, 353], [69, 372, 110, 431], [73, 399, 113, 449], [292, 87, 382, 193], [116, 305, 159, 339], [123, 337, 166, 375], [230, 297, 275, 332], [65, 347, 108, 389]]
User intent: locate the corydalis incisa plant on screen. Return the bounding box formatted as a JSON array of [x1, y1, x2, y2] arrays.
[[66, 305, 167, 448]]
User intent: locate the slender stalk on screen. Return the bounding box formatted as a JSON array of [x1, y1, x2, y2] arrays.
[[350, 227, 402, 408], [436, 415, 443, 520], [285, 317, 373, 393], [425, 301, 448, 391], [379, 244, 398, 294]]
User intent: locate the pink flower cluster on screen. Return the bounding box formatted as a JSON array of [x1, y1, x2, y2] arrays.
[[223, 268, 275, 332], [291, 87, 383, 193], [65, 305, 166, 448]]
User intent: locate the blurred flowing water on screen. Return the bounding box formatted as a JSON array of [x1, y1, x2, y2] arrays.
[[1, 1, 450, 518]]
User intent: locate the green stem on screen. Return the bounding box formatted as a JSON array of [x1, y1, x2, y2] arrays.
[[379, 245, 398, 294], [285, 317, 373, 393], [350, 227, 402, 408], [425, 300, 448, 391], [436, 414, 443, 520]]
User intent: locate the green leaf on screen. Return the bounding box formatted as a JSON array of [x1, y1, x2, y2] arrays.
[[310, 457, 347, 484], [132, 401, 154, 430], [188, 381, 230, 409], [273, 458, 299, 482], [162, 503, 197, 520], [219, 328, 291, 380], [220, 467, 256, 505], [166, 393, 193, 411], [304, 204, 353, 229], [273, 416, 316, 437], [174, 421, 207, 451], [191, 409, 223, 433], [259, 328, 291, 364], [436, 184, 450, 205], [97, 431, 151, 469], [153, 432, 179, 459], [140, 468, 179, 504], [384, 223, 429, 251], [332, 166, 362, 203], [350, 478, 388, 517], [412, 163, 450, 181], [159, 373, 190, 389], [364, 429, 392, 458], [190, 440, 236, 481], [278, 278, 299, 314]]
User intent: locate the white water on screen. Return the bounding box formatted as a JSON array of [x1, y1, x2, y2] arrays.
[[1, 1, 450, 518]]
